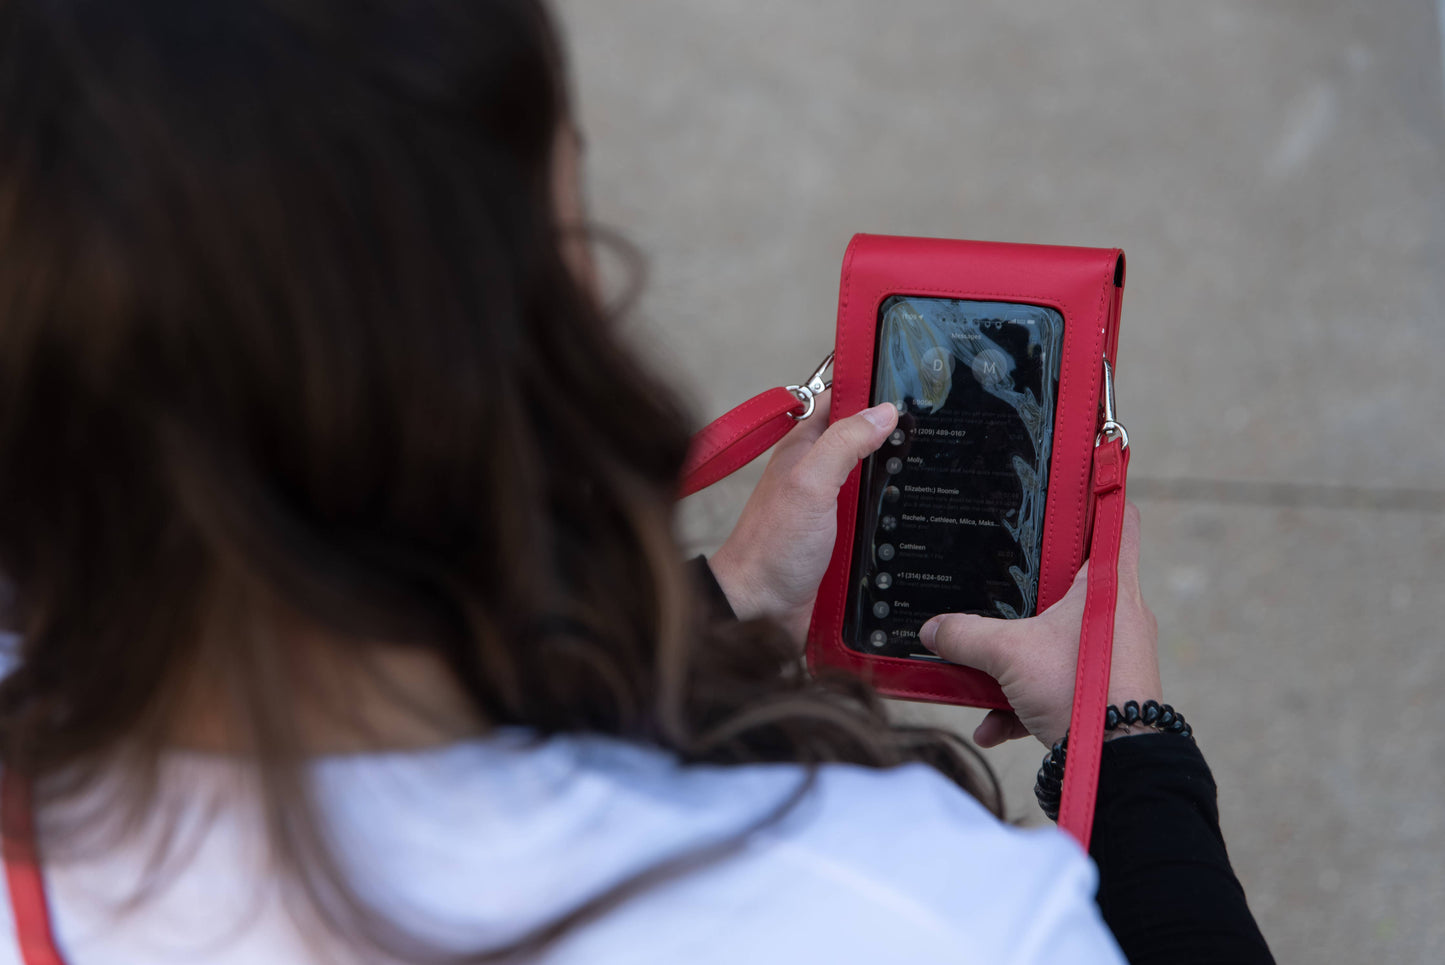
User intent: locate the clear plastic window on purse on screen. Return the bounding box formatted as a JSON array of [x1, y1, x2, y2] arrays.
[[842, 296, 1064, 660]]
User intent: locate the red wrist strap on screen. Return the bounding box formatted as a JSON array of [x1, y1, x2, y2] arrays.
[[1057, 437, 1130, 850], [678, 386, 804, 499]]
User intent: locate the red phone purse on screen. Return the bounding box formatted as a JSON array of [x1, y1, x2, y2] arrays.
[[682, 233, 1130, 848]]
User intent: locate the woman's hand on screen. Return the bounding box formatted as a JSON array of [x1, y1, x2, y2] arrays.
[[708, 392, 898, 645], [919, 503, 1162, 748]]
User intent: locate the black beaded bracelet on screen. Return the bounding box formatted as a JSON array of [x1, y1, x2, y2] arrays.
[[1034, 700, 1194, 822]]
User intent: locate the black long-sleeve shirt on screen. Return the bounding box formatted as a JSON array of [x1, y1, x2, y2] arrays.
[[1092, 733, 1274, 963]]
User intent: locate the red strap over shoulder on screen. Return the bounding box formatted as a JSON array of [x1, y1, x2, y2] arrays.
[[1057, 437, 1130, 849], [2, 772, 66, 965]]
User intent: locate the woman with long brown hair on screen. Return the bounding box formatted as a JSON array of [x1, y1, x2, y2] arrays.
[[0, 1, 1271, 962]]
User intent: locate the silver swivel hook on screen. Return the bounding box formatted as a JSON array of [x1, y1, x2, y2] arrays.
[[1097, 357, 1129, 449], [787, 351, 834, 421]]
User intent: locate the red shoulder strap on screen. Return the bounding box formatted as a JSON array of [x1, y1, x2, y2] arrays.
[[1056, 436, 1130, 849], [2, 772, 66, 965]]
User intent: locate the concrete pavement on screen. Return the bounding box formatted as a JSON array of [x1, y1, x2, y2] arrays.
[[559, 1, 1445, 960]]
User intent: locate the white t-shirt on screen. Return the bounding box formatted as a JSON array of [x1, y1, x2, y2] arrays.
[[0, 732, 1125, 964]]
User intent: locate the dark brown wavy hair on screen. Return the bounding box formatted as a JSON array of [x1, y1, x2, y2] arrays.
[[0, 0, 998, 961]]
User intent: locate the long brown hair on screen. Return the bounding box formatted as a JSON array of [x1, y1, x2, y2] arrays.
[[0, 0, 998, 960]]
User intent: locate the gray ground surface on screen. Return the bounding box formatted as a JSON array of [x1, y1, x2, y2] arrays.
[[559, 2, 1445, 961]]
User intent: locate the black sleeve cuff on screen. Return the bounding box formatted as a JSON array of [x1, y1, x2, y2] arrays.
[[687, 555, 737, 623], [1091, 732, 1275, 964]]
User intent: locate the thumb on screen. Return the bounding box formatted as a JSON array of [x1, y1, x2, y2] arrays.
[[793, 403, 897, 493], [919, 612, 1014, 679], [973, 709, 1030, 748]]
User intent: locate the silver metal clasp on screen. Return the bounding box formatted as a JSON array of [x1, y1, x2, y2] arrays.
[[1097, 357, 1129, 449], [787, 351, 834, 420]]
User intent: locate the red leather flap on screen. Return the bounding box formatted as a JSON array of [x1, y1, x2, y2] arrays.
[[806, 234, 1125, 708]]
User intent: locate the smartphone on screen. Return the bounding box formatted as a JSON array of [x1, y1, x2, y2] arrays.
[[842, 295, 1065, 659]]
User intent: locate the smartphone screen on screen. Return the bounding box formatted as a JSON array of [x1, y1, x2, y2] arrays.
[[842, 295, 1064, 659]]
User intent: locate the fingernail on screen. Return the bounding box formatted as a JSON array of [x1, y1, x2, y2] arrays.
[[919, 618, 939, 651], [861, 404, 894, 430]]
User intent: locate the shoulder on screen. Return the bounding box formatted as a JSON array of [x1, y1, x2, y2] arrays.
[[536, 744, 1124, 965], [0, 736, 1125, 965]]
